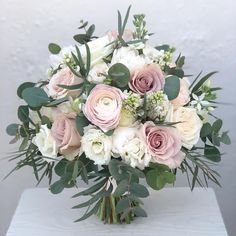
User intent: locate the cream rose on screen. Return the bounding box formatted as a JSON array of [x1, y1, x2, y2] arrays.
[[51, 114, 81, 160], [140, 121, 185, 169], [112, 127, 151, 169], [47, 67, 83, 99], [171, 78, 190, 107], [81, 125, 112, 165], [173, 107, 202, 150], [84, 84, 123, 132], [33, 125, 58, 161]]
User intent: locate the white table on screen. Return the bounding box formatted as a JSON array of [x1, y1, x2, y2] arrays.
[[6, 187, 228, 236]]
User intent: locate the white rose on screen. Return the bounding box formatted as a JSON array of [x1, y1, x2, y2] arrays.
[[87, 61, 108, 83], [79, 35, 114, 67], [33, 125, 58, 161], [112, 127, 151, 169], [143, 45, 164, 63], [81, 125, 112, 165], [111, 47, 146, 73], [173, 107, 202, 150]]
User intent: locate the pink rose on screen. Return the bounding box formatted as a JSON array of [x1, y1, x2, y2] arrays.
[[140, 121, 185, 169], [47, 67, 83, 99], [129, 64, 165, 95], [84, 84, 123, 132], [107, 29, 133, 42], [171, 78, 190, 107], [51, 114, 81, 160]]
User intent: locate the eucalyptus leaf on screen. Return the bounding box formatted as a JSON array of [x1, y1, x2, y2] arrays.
[[18, 105, 29, 123], [204, 144, 221, 162], [133, 207, 147, 217], [108, 63, 130, 88], [6, 123, 19, 136], [22, 87, 50, 108], [17, 82, 35, 99], [48, 43, 61, 54], [130, 183, 149, 198], [115, 198, 130, 214], [164, 75, 180, 100], [76, 114, 90, 136]]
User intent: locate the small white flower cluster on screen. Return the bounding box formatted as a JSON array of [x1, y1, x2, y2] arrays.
[[147, 91, 171, 122]]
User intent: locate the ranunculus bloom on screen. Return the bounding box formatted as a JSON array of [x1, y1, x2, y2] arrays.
[[173, 107, 202, 150], [171, 78, 190, 107], [51, 114, 81, 160], [84, 84, 123, 132], [140, 121, 185, 169], [47, 67, 83, 99], [129, 64, 165, 95]]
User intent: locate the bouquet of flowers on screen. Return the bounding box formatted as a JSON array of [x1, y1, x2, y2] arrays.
[[6, 6, 230, 224]]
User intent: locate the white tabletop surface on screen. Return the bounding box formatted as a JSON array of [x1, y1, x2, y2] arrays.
[[6, 187, 228, 236]]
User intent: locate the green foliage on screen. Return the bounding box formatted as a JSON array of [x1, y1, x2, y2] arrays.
[[48, 43, 61, 54], [75, 114, 90, 136], [73, 21, 96, 45], [17, 105, 29, 123], [108, 63, 130, 88], [191, 71, 218, 93], [6, 123, 19, 136], [22, 87, 50, 108], [17, 82, 35, 98], [204, 145, 221, 162], [146, 164, 176, 190], [117, 5, 131, 45], [164, 75, 180, 100]]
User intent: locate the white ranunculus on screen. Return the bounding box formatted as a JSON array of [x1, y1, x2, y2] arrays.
[[33, 125, 58, 161], [111, 46, 146, 73], [81, 125, 112, 165], [112, 127, 151, 169], [172, 107, 203, 150], [87, 61, 109, 83]]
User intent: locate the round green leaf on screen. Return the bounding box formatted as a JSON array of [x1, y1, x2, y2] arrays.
[[6, 123, 19, 136], [108, 63, 130, 88], [164, 75, 180, 100], [204, 144, 221, 162], [17, 105, 29, 123], [200, 123, 212, 138], [22, 87, 50, 108], [50, 180, 64, 194], [48, 43, 61, 54], [130, 183, 149, 198], [17, 82, 35, 99]]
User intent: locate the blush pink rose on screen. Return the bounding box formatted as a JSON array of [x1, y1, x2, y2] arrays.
[[107, 29, 133, 42], [129, 64, 165, 95], [140, 121, 185, 169], [47, 67, 83, 99], [84, 84, 123, 132], [51, 114, 81, 160], [171, 78, 190, 107]]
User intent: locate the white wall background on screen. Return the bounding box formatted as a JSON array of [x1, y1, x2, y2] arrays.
[[0, 0, 235, 235]]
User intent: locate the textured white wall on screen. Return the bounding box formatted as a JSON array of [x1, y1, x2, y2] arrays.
[[0, 0, 235, 235]]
